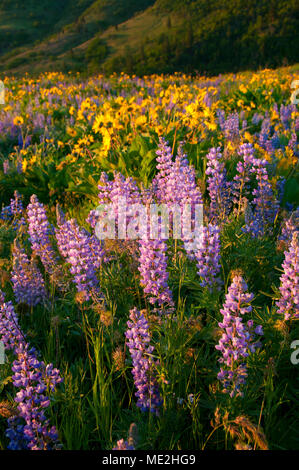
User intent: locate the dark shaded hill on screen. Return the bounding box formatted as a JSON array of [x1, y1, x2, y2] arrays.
[[0, 0, 298, 75]]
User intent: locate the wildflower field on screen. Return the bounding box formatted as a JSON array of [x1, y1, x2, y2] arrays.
[[0, 66, 298, 451]]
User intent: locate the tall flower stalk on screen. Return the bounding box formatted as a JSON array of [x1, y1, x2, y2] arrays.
[[215, 275, 263, 397], [233, 143, 256, 218], [206, 147, 231, 222], [276, 232, 299, 320], [0, 291, 62, 450], [125, 308, 162, 414], [55, 217, 105, 302], [11, 241, 46, 307], [27, 194, 58, 275], [194, 224, 222, 290], [138, 238, 174, 309], [244, 157, 279, 237]]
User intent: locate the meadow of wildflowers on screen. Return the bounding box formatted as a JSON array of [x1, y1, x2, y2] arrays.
[[0, 66, 298, 451]]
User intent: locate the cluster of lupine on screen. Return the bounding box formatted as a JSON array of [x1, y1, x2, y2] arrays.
[[55, 216, 105, 302], [215, 275, 263, 398], [276, 232, 299, 320], [88, 171, 142, 234], [156, 140, 203, 255], [7, 345, 62, 450], [87, 161, 175, 309], [138, 238, 174, 309], [0, 291, 62, 449], [0, 190, 26, 231], [11, 241, 46, 306], [232, 143, 256, 215], [279, 207, 299, 245], [135, 138, 205, 306], [27, 195, 58, 275], [125, 308, 162, 414], [223, 112, 240, 141], [206, 147, 231, 222], [194, 224, 222, 290], [153, 138, 202, 211], [244, 156, 279, 237], [0, 190, 23, 221]]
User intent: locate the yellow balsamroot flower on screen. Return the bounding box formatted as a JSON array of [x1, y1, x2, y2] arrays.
[[66, 127, 77, 137], [244, 132, 254, 143], [155, 125, 164, 136], [22, 159, 28, 172], [13, 116, 24, 126], [205, 121, 217, 131], [226, 141, 235, 152], [29, 155, 37, 165], [135, 115, 147, 127], [285, 147, 297, 166], [100, 127, 111, 152], [203, 107, 212, 118], [239, 84, 248, 94], [93, 115, 104, 134]]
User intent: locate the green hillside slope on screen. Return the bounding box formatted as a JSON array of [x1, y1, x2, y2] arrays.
[[0, 0, 298, 75]]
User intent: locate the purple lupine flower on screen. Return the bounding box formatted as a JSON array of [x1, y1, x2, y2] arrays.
[[138, 238, 174, 309], [27, 195, 58, 274], [280, 104, 295, 130], [0, 190, 23, 222], [244, 157, 279, 237], [88, 171, 142, 236], [125, 308, 162, 414], [215, 275, 263, 398], [258, 118, 271, 150], [288, 132, 298, 153], [0, 291, 24, 351], [193, 224, 222, 290], [3, 160, 10, 174], [252, 113, 263, 126], [155, 137, 174, 182], [0, 291, 62, 450], [152, 139, 203, 256], [223, 112, 239, 141], [279, 207, 299, 245], [271, 133, 281, 151], [11, 242, 46, 306], [7, 344, 62, 450], [153, 138, 202, 209], [55, 217, 104, 301], [233, 143, 256, 216], [206, 147, 231, 222], [276, 232, 299, 320], [217, 109, 226, 131]]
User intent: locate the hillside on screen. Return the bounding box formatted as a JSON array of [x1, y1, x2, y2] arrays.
[[0, 0, 298, 75]]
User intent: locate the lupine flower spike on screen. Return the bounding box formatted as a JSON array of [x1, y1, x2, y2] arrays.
[[125, 308, 162, 414], [276, 232, 299, 320], [216, 274, 263, 397]]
